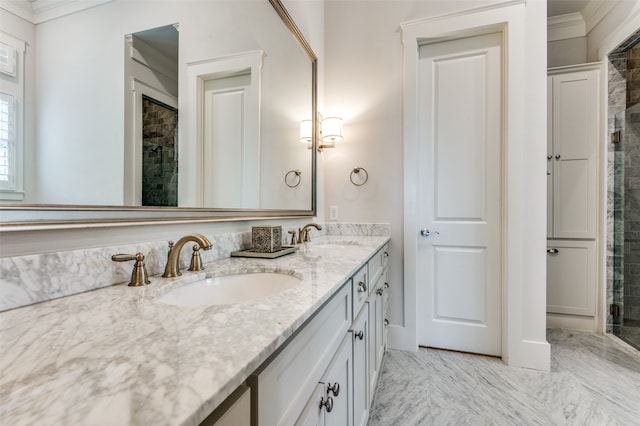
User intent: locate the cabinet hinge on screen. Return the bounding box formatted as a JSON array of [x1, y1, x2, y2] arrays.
[[609, 303, 621, 317]]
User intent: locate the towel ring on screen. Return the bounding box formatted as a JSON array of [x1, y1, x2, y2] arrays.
[[350, 167, 368, 186], [285, 169, 302, 188]]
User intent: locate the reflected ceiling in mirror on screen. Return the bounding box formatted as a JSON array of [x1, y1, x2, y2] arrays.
[[0, 0, 317, 228]]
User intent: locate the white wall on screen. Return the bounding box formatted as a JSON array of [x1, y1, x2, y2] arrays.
[[548, 37, 587, 68], [324, 0, 549, 369]]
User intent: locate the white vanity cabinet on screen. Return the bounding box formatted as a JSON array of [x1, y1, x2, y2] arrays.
[[250, 243, 390, 426], [546, 63, 600, 319]]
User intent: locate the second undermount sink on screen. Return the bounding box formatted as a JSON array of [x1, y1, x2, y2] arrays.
[[309, 240, 363, 249], [157, 272, 301, 307]]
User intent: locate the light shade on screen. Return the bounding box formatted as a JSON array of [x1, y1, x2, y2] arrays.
[[322, 117, 343, 143], [299, 119, 313, 144]]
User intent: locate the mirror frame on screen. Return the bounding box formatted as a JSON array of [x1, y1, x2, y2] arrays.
[[0, 0, 317, 231]]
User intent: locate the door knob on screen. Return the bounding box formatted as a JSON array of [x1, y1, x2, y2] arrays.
[[420, 229, 439, 237]]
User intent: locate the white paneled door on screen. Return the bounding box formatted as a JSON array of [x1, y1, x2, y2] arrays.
[[417, 32, 503, 356]]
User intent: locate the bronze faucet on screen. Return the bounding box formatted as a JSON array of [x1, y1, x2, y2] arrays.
[[300, 223, 322, 243], [162, 234, 213, 278]]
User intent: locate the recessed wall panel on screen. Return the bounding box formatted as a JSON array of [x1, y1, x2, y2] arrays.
[[433, 53, 487, 221]]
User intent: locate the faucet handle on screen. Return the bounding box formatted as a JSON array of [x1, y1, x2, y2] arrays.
[[288, 229, 299, 245], [112, 252, 151, 287], [188, 244, 205, 272]]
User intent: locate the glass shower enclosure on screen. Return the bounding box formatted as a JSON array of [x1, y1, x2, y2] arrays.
[[612, 103, 640, 350]]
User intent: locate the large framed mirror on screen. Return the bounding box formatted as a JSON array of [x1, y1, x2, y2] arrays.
[[0, 0, 317, 229]]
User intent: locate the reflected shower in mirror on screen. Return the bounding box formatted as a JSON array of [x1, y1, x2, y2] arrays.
[[126, 24, 179, 207]]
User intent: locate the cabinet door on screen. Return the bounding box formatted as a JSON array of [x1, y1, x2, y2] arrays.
[[550, 70, 598, 239], [547, 75, 554, 239], [322, 334, 353, 426], [375, 281, 385, 374], [295, 384, 326, 426], [547, 240, 596, 316], [366, 296, 379, 407], [352, 305, 369, 426]]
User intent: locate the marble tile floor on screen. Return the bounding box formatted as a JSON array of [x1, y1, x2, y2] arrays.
[[369, 329, 640, 425], [616, 322, 640, 351]]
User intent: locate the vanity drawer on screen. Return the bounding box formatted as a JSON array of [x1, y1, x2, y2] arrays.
[[252, 282, 352, 426], [352, 264, 368, 320], [368, 245, 389, 294]]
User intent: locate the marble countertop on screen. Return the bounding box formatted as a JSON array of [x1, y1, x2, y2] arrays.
[[0, 235, 389, 426]]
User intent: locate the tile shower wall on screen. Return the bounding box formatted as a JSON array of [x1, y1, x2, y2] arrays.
[[0, 223, 390, 312], [142, 97, 178, 207]]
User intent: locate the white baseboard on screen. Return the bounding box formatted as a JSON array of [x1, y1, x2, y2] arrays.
[[387, 324, 417, 352], [547, 313, 599, 332], [521, 339, 551, 371]]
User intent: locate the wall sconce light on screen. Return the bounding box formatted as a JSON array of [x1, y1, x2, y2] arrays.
[[299, 119, 313, 145], [299, 115, 343, 152], [320, 117, 343, 150]]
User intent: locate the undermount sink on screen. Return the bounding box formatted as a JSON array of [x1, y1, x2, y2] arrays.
[[157, 272, 301, 307]]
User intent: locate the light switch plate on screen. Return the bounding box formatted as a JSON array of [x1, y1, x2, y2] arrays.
[[329, 205, 339, 221]]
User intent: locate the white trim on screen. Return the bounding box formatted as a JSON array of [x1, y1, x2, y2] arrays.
[[547, 13, 585, 42], [548, 61, 602, 74], [582, 1, 617, 35], [547, 313, 599, 332], [399, 0, 549, 370], [0, 0, 112, 24], [596, 3, 640, 59], [521, 339, 551, 371], [399, 0, 525, 29]]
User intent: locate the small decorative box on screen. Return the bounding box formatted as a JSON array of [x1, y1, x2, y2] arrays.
[[252, 225, 283, 253]]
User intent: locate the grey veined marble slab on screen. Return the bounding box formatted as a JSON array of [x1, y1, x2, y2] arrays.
[[369, 328, 640, 426], [0, 236, 389, 426]]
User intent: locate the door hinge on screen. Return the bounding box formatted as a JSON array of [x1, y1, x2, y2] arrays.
[[611, 131, 621, 144], [610, 303, 621, 317]]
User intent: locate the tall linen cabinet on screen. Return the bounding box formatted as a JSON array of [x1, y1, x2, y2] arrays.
[[546, 63, 600, 319]]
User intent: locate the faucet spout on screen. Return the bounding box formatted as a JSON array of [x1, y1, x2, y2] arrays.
[[300, 223, 323, 243], [162, 233, 213, 278]]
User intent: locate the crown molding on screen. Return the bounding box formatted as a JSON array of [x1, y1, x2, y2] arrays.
[[0, 0, 111, 24], [547, 0, 617, 42], [548, 12, 585, 41]]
